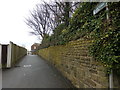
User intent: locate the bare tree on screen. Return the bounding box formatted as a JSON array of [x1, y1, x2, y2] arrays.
[[25, 0, 80, 39], [44, 1, 80, 27], [25, 3, 52, 39]]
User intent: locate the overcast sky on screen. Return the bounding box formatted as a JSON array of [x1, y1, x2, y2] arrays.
[[0, 0, 49, 51]]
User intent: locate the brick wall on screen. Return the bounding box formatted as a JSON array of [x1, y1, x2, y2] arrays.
[[38, 38, 109, 88]]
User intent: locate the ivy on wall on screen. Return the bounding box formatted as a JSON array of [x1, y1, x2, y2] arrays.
[[39, 2, 120, 74], [90, 2, 120, 74]]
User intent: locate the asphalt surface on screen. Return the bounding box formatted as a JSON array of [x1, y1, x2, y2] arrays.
[[2, 55, 73, 88]]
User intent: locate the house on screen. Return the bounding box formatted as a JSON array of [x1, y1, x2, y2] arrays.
[[31, 43, 40, 55]]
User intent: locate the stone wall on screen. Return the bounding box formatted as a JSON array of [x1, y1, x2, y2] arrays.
[[38, 38, 109, 88]]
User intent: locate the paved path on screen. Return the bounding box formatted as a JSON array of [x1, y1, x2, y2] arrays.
[[2, 55, 73, 88]]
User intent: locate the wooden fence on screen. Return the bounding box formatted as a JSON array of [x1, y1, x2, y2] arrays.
[[0, 42, 27, 68]]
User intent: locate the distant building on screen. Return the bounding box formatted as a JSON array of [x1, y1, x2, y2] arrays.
[[31, 43, 40, 55]]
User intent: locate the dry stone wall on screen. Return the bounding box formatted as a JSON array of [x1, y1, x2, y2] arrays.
[[38, 38, 109, 88]]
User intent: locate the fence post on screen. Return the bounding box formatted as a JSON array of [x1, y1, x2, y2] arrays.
[[0, 44, 2, 68], [7, 42, 12, 68]]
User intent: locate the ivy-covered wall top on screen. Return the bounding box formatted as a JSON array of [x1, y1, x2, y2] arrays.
[[40, 2, 120, 74]]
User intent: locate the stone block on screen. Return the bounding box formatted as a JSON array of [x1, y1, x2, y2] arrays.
[[38, 39, 109, 88]]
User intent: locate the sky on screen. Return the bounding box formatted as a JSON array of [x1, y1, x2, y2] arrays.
[[0, 0, 113, 51], [0, 0, 50, 51]]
